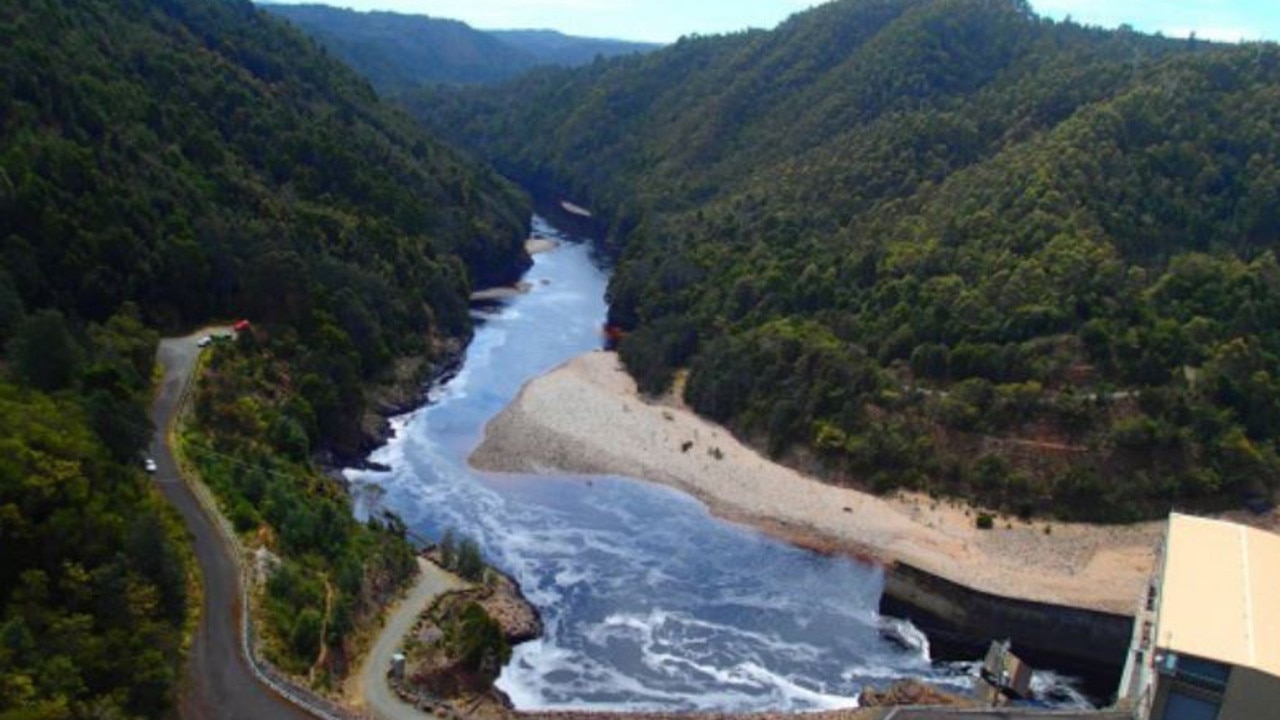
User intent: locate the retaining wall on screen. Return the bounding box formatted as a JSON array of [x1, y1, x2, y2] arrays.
[[880, 563, 1134, 703]]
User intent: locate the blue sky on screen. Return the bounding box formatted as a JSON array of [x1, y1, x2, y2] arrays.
[[266, 0, 1280, 44]]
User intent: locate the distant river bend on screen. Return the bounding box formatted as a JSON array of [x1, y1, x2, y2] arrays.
[[348, 216, 980, 712]]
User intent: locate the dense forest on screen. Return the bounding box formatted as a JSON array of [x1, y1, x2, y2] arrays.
[[184, 334, 420, 684], [491, 30, 660, 68], [262, 3, 659, 93], [0, 309, 192, 719], [1, 0, 532, 712], [1, 0, 531, 455], [415, 0, 1280, 521]]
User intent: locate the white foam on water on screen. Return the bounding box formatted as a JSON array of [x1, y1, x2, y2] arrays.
[[877, 616, 931, 661], [501, 638, 708, 711], [676, 612, 823, 663], [553, 567, 593, 589], [540, 290, 586, 305], [1030, 669, 1093, 709], [496, 638, 570, 708], [736, 662, 859, 710], [642, 652, 756, 688], [346, 219, 1098, 713], [560, 606, 864, 711], [488, 307, 525, 322], [429, 328, 505, 406], [387, 412, 413, 438], [842, 662, 920, 682]]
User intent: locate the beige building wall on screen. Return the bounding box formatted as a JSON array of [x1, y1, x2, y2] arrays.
[[1219, 667, 1280, 720]]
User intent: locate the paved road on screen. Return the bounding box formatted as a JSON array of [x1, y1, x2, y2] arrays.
[[355, 559, 463, 720], [151, 331, 315, 720]]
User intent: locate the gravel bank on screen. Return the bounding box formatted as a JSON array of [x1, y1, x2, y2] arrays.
[[469, 352, 1162, 614]]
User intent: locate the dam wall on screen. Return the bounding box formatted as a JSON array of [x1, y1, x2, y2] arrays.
[[880, 562, 1135, 702]]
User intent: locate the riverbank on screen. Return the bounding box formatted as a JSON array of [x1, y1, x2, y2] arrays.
[[471, 238, 561, 302], [469, 352, 1163, 616]]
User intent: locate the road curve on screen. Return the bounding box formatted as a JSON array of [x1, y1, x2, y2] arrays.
[[151, 331, 315, 720], [354, 559, 463, 720]]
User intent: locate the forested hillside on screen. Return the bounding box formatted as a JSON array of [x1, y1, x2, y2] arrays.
[[2, 0, 531, 456], [0, 0, 531, 711], [262, 4, 659, 93], [492, 29, 662, 68], [415, 0, 1280, 521], [0, 310, 192, 719]]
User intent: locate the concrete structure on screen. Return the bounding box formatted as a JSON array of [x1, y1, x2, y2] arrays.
[[1121, 513, 1280, 720], [977, 640, 1032, 706], [882, 563, 1133, 701]]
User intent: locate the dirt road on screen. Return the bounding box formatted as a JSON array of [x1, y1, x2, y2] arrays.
[[353, 559, 464, 720]]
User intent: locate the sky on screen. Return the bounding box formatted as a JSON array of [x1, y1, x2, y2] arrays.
[[266, 0, 1280, 44]]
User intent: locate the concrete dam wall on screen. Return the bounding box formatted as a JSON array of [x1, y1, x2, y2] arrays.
[[880, 563, 1135, 702]]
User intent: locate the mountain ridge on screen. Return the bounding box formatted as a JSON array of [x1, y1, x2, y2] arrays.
[[260, 2, 660, 92], [411, 0, 1280, 522]]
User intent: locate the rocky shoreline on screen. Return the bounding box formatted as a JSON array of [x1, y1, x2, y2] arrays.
[[478, 567, 544, 644], [343, 235, 559, 472], [388, 553, 543, 720], [363, 338, 469, 459]]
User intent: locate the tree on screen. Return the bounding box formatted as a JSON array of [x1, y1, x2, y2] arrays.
[[0, 382, 189, 717], [910, 343, 950, 380], [6, 310, 79, 392], [0, 269, 24, 346], [455, 537, 485, 582], [452, 603, 509, 682], [290, 609, 323, 660], [439, 528, 458, 570]]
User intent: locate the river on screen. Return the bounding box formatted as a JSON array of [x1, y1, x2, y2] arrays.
[[347, 217, 1078, 712]]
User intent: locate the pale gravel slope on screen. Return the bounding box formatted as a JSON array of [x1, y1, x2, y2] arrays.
[[470, 352, 1162, 615]]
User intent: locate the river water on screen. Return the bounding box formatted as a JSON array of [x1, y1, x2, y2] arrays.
[[347, 217, 1075, 711]]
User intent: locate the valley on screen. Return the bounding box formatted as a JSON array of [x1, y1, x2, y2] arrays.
[[412, 0, 1280, 525], [2, 0, 1278, 719]]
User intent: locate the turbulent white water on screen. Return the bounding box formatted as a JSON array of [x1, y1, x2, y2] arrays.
[[346, 217, 1083, 711]]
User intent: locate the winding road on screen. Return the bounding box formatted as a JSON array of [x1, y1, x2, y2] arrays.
[[353, 559, 463, 720], [151, 331, 315, 720]]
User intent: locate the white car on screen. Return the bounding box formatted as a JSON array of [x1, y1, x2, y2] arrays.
[[197, 335, 213, 348], [145, 458, 157, 473]]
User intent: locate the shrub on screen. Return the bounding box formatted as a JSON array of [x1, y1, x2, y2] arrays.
[[291, 609, 323, 660], [455, 538, 486, 582], [451, 603, 510, 683], [439, 528, 457, 569]]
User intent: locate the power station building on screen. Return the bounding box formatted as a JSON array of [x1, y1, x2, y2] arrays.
[[1122, 513, 1280, 720]]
